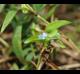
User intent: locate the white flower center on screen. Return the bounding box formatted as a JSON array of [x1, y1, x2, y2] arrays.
[[38, 32, 48, 40]]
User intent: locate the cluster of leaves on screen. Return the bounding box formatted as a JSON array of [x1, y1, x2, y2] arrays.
[[0, 4, 71, 70]]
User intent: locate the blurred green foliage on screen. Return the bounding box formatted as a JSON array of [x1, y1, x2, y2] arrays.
[[0, 4, 80, 70]]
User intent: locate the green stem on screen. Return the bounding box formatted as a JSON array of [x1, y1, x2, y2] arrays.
[[24, 4, 49, 25]]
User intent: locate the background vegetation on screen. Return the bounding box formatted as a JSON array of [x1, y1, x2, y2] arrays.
[[0, 4, 80, 70]]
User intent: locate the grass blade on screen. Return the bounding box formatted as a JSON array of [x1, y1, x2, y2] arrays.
[[1, 10, 17, 32]]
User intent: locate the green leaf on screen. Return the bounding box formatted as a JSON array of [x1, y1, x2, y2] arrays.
[[25, 52, 34, 62], [1, 10, 17, 32], [24, 35, 38, 44], [46, 20, 71, 33], [12, 24, 24, 61], [33, 4, 45, 12], [21, 4, 29, 14], [10, 63, 19, 70], [48, 30, 58, 38], [20, 65, 29, 70], [23, 48, 32, 57], [46, 30, 60, 41]]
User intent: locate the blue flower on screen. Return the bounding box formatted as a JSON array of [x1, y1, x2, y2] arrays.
[[38, 32, 48, 40]]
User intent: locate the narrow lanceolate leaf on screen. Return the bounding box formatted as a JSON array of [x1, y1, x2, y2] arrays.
[[1, 10, 17, 32], [12, 25, 24, 60], [46, 20, 71, 33]]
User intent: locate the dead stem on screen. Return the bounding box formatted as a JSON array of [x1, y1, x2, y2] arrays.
[[60, 33, 80, 53], [61, 49, 80, 61], [31, 61, 37, 69], [37, 60, 44, 70], [46, 59, 61, 70], [59, 63, 80, 69], [0, 37, 9, 48], [0, 56, 15, 64]]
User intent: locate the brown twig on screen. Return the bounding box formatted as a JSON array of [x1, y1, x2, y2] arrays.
[[46, 59, 60, 70], [0, 56, 16, 64], [0, 37, 9, 48], [31, 61, 37, 69], [60, 33, 80, 53], [61, 49, 80, 62], [59, 63, 80, 70]]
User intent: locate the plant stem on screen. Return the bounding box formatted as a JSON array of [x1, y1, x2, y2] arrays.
[[37, 60, 44, 70], [25, 4, 49, 25], [0, 37, 9, 48]]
